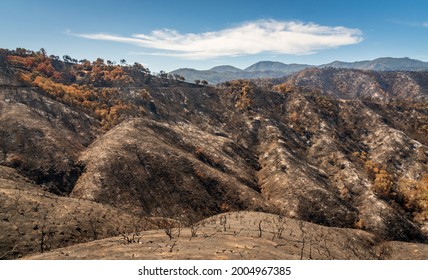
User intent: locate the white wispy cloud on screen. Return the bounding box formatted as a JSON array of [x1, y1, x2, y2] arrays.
[[392, 20, 428, 28], [74, 19, 363, 59]]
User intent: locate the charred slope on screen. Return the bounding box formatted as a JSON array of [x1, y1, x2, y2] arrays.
[[0, 51, 100, 194], [277, 68, 428, 102], [1, 53, 428, 259], [220, 86, 428, 241], [0, 85, 99, 194], [66, 80, 428, 242], [71, 118, 274, 224]]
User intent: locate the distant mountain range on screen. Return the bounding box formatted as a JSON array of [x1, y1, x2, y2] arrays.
[[322, 57, 428, 71], [170, 57, 428, 84]]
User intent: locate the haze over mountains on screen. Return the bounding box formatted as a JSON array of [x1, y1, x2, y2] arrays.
[[170, 57, 428, 85], [1, 48, 428, 260]]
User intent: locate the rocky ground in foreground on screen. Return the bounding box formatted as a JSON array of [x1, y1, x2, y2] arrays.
[[24, 212, 428, 260]]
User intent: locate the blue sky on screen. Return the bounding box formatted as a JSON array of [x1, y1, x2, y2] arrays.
[[1, 0, 428, 72]]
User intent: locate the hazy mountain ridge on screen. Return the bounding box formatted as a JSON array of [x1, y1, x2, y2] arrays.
[[171, 57, 428, 84], [244, 61, 312, 72], [322, 57, 428, 71], [210, 65, 243, 72], [1, 48, 428, 259]]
